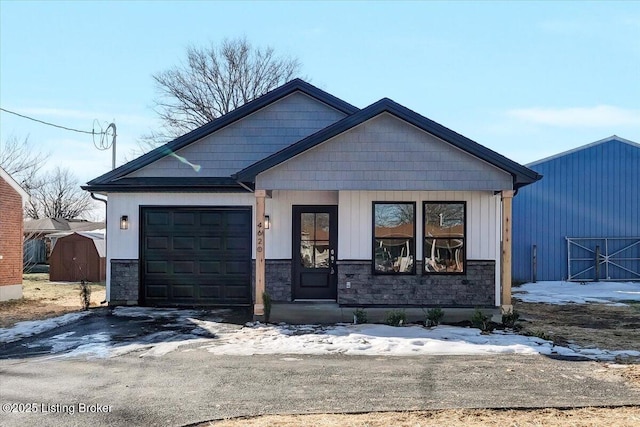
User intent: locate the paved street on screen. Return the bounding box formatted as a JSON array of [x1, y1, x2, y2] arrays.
[[1, 350, 639, 427]]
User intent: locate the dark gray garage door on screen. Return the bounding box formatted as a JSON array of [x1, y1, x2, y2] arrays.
[[140, 207, 252, 306]]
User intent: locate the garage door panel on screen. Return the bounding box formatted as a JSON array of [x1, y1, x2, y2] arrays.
[[201, 211, 224, 225], [146, 261, 168, 274], [146, 284, 168, 298], [173, 261, 195, 274], [173, 236, 197, 250], [147, 237, 169, 250], [173, 212, 196, 225], [171, 285, 196, 298], [199, 285, 221, 298], [200, 237, 222, 250], [200, 261, 221, 274], [141, 207, 251, 306], [147, 212, 170, 226]]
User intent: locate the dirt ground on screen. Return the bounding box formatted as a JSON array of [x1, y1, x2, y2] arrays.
[[514, 300, 640, 354], [0, 273, 106, 328], [207, 407, 640, 426]]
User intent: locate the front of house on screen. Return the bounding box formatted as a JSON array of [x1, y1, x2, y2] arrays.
[[83, 79, 540, 315]]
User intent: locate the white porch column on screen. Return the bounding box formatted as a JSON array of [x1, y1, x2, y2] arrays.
[[501, 190, 514, 312], [254, 190, 267, 316]]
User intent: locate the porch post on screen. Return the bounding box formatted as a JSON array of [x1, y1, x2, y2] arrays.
[[501, 190, 514, 313], [254, 190, 267, 316]]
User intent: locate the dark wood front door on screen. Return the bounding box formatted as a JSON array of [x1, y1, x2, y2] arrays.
[[292, 205, 338, 300]]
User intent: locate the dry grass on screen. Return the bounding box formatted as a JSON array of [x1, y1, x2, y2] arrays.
[[514, 300, 640, 356], [0, 273, 106, 328], [206, 407, 640, 427]]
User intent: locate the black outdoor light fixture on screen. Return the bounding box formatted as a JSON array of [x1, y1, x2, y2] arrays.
[[264, 215, 270, 229], [120, 215, 129, 230]]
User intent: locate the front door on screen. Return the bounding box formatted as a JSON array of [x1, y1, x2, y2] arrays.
[[292, 205, 338, 300]]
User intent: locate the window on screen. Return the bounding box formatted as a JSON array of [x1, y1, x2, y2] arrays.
[[373, 202, 415, 274], [424, 202, 466, 274]]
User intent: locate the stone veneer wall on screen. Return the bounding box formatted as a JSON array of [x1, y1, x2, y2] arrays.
[[337, 260, 495, 307], [254, 260, 292, 302], [110, 259, 139, 305]]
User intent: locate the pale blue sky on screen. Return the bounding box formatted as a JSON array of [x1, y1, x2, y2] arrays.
[[1, 1, 639, 185]]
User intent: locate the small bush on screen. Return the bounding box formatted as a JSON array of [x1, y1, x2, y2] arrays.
[[471, 308, 494, 333], [262, 291, 272, 323], [353, 308, 368, 324], [79, 280, 91, 310], [501, 309, 520, 329], [384, 309, 406, 327], [425, 307, 444, 327]]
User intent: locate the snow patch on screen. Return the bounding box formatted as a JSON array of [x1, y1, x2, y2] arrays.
[[513, 281, 640, 305], [0, 311, 93, 344]]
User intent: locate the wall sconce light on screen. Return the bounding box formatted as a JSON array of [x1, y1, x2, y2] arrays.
[[120, 215, 129, 230], [264, 215, 270, 229]]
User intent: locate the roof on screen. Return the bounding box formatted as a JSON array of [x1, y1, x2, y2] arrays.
[[527, 135, 640, 167], [84, 79, 540, 192], [234, 98, 541, 189], [0, 166, 30, 202], [24, 218, 105, 235], [84, 79, 359, 190]]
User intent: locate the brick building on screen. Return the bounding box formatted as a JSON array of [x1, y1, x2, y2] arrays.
[[0, 167, 29, 301]]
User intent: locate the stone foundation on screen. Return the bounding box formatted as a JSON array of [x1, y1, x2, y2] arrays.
[[110, 259, 139, 305], [337, 260, 496, 307], [253, 259, 293, 302]]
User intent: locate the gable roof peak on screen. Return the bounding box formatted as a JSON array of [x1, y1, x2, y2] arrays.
[[85, 78, 359, 189]]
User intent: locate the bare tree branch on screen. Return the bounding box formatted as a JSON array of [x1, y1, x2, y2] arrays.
[[0, 134, 49, 190], [25, 167, 93, 220], [139, 37, 302, 151]]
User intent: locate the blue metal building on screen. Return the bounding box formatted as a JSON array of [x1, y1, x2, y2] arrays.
[[513, 136, 640, 282]]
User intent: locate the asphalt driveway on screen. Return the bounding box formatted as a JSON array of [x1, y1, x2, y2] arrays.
[[1, 308, 639, 427]]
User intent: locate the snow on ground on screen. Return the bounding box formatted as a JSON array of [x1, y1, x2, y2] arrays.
[[0, 311, 93, 344], [513, 281, 640, 305], [34, 319, 640, 362]]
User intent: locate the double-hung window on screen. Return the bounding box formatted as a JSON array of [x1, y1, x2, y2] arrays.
[[373, 202, 416, 274], [423, 202, 466, 274]]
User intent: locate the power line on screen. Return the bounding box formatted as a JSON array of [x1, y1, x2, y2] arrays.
[[0, 107, 104, 135]]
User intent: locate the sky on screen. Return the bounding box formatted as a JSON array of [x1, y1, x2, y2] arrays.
[[1, 1, 639, 189]]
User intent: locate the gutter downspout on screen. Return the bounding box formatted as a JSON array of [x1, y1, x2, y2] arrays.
[[90, 192, 108, 305]]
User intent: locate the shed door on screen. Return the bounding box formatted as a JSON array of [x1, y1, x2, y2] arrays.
[[140, 207, 252, 306]]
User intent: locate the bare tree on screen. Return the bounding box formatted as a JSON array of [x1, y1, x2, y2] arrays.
[[143, 37, 302, 146], [25, 167, 93, 220], [0, 134, 48, 189]]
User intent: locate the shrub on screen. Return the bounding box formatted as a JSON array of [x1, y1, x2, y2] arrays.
[[262, 291, 272, 323], [471, 308, 494, 333], [384, 309, 406, 327], [425, 307, 444, 327], [353, 308, 368, 324], [79, 280, 91, 310], [501, 309, 520, 329]]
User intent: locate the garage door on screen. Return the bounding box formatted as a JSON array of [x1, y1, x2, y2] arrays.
[[140, 207, 252, 306]]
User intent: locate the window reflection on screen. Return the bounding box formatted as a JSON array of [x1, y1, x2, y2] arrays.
[[373, 203, 415, 274], [300, 213, 331, 269], [424, 202, 465, 273]]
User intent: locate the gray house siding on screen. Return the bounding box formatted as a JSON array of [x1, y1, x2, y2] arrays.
[[256, 113, 513, 191], [128, 92, 347, 178], [513, 137, 640, 282]]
